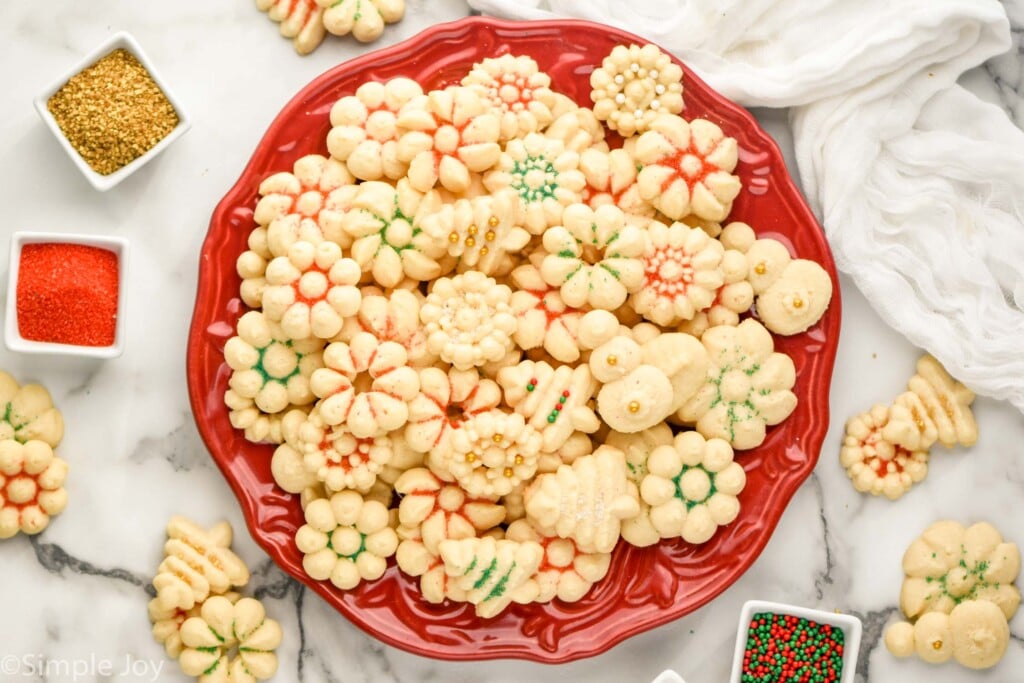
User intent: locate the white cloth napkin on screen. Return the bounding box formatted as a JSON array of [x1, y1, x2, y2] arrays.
[[469, 0, 1024, 412]]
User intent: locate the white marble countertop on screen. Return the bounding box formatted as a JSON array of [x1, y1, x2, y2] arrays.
[[1, 2, 1023, 682]]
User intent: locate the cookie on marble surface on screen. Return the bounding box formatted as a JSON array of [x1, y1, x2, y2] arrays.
[[316, 0, 404, 43], [153, 516, 250, 611], [0, 372, 64, 448], [840, 404, 928, 500], [256, 0, 327, 55], [908, 354, 978, 448], [0, 440, 68, 538], [179, 596, 282, 682]]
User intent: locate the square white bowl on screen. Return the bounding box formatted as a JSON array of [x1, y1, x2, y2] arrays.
[[5, 232, 129, 359], [731, 600, 862, 683], [33, 31, 191, 192]]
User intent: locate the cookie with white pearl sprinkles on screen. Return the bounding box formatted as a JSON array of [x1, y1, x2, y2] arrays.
[[590, 43, 684, 137], [217, 43, 838, 617]]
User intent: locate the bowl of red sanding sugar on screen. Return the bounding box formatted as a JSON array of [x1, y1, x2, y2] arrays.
[[730, 600, 862, 683], [5, 232, 128, 358]]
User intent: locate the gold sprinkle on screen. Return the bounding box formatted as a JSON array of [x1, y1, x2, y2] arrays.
[[465, 452, 477, 463], [754, 262, 767, 275], [492, 434, 503, 443], [503, 467, 514, 477], [792, 297, 804, 309], [448, 232, 460, 244], [514, 455, 524, 465], [485, 230, 496, 242], [465, 237, 476, 247], [479, 246, 489, 256], [488, 216, 499, 227], [468, 224, 478, 235], [932, 640, 943, 651], [628, 401, 641, 413], [607, 355, 617, 366]]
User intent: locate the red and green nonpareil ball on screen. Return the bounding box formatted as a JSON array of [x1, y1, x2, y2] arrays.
[[741, 612, 845, 683]]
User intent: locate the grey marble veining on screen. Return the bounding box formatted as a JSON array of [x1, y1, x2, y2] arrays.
[[1, 2, 1023, 682]]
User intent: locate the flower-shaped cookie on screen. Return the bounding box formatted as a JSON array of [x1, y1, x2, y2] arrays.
[[462, 54, 558, 141], [420, 271, 518, 371], [297, 410, 397, 493], [309, 331, 419, 437], [884, 391, 939, 452], [149, 590, 241, 660], [296, 490, 398, 589], [422, 188, 530, 276], [756, 259, 833, 336], [840, 405, 928, 500], [605, 424, 674, 547], [394, 467, 506, 553], [256, 0, 326, 55], [179, 596, 282, 683], [886, 600, 1010, 670], [253, 154, 354, 229], [639, 432, 745, 544], [224, 311, 324, 415], [341, 180, 446, 287], [0, 372, 64, 447], [396, 86, 501, 193], [505, 519, 611, 603], [509, 264, 585, 364], [328, 77, 422, 180], [540, 203, 645, 310], [900, 520, 1020, 621], [405, 368, 502, 455], [635, 115, 741, 221], [335, 289, 435, 368], [630, 220, 726, 325], [678, 319, 797, 450], [497, 360, 600, 453], [590, 43, 684, 137], [0, 440, 67, 538], [153, 517, 250, 611], [580, 146, 653, 219], [908, 355, 978, 448], [447, 410, 543, 499], [315, 0, 404, 43], [524, 445, 640, 554], [262, 240, 362, 340], [719, 221, 794, 295], [439, 536, 543, 618], [484, 132, 587, 234]]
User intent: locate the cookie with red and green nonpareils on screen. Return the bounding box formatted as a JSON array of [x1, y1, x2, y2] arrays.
[[741, 612, 845, 683], [497, 360, 600, 453], [0, 440, 67, 538], [462, 54, 558, 142], [635, 114, 741, 222]]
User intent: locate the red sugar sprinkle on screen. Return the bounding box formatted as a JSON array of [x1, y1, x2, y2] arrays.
[[17, 243, 119, 347]]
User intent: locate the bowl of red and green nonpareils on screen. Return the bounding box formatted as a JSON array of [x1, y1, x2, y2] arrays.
[[5, 232, 128, 359], [731, 601, 862, 683]]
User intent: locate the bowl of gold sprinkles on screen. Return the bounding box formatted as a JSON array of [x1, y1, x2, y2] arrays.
[[33, 31, 191, 191]]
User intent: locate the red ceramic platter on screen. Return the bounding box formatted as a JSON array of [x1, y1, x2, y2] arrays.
[[187, 16, 841, 663]]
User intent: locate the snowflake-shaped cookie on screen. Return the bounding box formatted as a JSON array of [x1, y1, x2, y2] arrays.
[[296, 490, 398, 589], [405, 367, 502, 455], [0, 440, 68, 538], [334, 289, 435, 368], [396, 86, 501, 193], [580, 146, 653, 219], [900, 520, 1020, 621], [505, 519, 611, 603], [678, 319, 797, 450], [635, 114, 741, 221], [447, 409, 543, 499], [419, 271, 517, 371], [341, 180, 446, 287], [462, 54, 558, 141], [540, 203, 645, 310], [253, 154, 354, 229], [0, 373, 64, 448], [328, 77, 422, 180], [262, 240, 362, 340], [256, 0, 326, 55], [422, 189, 530, 276], [639, 432, 745, 544], [509, 264, 585, 364], [224, 311, 323, 416], [484, 132, 587, 235], [179, 596, 281, 683], [310, 331, 419, 438], [839, 404, 928, 500], [590, 43, 684, 137], [315, 0, 405, 43], [630, 220, 726, 325]]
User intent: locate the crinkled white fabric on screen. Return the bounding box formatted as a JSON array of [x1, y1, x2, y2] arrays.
[[469, 0, 1024, 412]]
